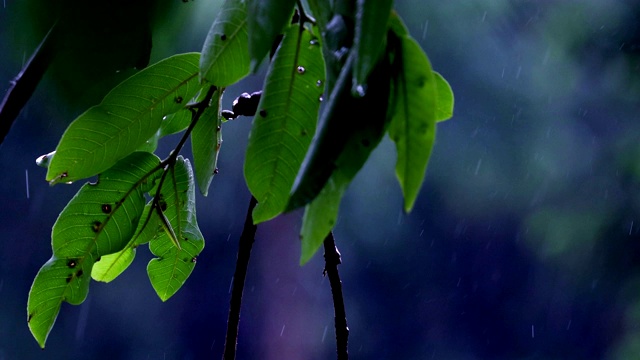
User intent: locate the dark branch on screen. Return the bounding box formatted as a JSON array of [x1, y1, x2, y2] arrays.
[[223, 196, 258, 360], [0, 22, 58, 147], [323, 231, 349, 360]]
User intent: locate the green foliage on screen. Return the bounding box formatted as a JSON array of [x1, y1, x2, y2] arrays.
[[200, 0, 251, 87], [46, 53, 201, 184], [26, 0, 454, 347], [352, 0, 394, 94], [246, 0, 297, 71], [191, 89, 223, 196], [148, 157, 204, 301], [244, 24, 325, 223], [28, 152, 161, 347]]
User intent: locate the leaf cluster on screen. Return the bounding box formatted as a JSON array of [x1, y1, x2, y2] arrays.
[[26, 0, 454, 348]]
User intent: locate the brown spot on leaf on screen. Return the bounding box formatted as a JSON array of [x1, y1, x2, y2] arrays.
[[28, 313, 34, 322], [67, 259, 77, 268], [101, 204, 112, 214], [91, 221, 101, 233], [76, 269, 84, 278], [175, 96, 183, 104], [66, 274, 73, 283], [259, 109, 267, 117]]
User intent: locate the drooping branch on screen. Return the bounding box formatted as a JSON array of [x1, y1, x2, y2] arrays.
[[223, 196, 258, 360], [324, 231, 349, 360]]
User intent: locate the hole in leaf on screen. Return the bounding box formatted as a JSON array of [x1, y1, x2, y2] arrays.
[[220, 34, 227, 41], [101, 204, 112, 214]]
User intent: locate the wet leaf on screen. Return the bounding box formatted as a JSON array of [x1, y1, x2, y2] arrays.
[[160, 110, 192, 137], [246, 0, 296, 71], [147, 157, 204, 301], [352, 0, 393, 95], [287, 52, 392, 211], [200, 0, 250, 86], [191, 88, 223, 196], [28, 152, 161, 347], [46, 53, 202, 184], [299, 66, 392, 263], [388, 33, 437, 212], [245, 25, 325, 223], [91, 201, 162, 282]]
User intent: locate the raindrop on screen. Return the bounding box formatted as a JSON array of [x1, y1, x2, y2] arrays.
[[101, 204, 112, 214], [316, 80, 322, 87], [67, 259, 77, 268], [191, 257, 197, 263], [297, 66, 306, 74], [319, 96, 323, 102], [354, 84, 366, 97], [25, 169, 29, 199], [220, 34, 227, 41], [214, 168, 219, 174]]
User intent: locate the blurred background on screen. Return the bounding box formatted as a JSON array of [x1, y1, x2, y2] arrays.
[[1, 0, 640, 359]]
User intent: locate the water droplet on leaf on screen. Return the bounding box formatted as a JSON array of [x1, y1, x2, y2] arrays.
[[297, 66, 306, 74]]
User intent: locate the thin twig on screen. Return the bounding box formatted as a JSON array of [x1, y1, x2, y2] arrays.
[[323, 231, 349, 360], [223, 196, 258, 360]]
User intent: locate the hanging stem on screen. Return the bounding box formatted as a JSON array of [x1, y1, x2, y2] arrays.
[[324, 231, 349, 360], [223, 196, 258, 360]]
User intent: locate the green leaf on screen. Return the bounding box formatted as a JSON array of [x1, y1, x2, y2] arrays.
[[27, 257, 95, 348], [305, 0, 331, 33], [28, 152, 160, 347], [388, 33, 438, 213], [434, 71, 454, 122], [245, 25, 325, 223], [147, 157, 204, 301], [200, 0, 250, 86], [352, 0, 393, 95], [46, 53, 202, 184], [160, 110, 192, 137], [287, 52, 392, 211], [191, 88, 223, 196], [91, 247, 135, 283], [299, 74, 392, 263], [299, 173, 345, 265], [91, 201, 162, 282], [246, 0, 296, 71]]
